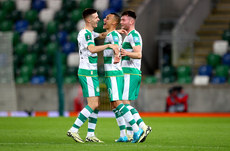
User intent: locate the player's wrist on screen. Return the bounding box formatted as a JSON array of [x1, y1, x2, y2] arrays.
[[125, 51, 130, 57]]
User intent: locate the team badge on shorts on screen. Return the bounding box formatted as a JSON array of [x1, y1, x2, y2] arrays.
[[96, 86, 100, 92], [108, 88, 112, 98]]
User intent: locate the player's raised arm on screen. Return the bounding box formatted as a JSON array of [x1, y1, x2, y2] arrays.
[[117, 29, 128, 35], [95, 28, 127, 39]]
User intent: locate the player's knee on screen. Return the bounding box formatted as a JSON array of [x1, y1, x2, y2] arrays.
[[87, 97, 100, 110], [123, 100, 130, 105], [95, 101, 100, 108], [92, 101, 100, 109]]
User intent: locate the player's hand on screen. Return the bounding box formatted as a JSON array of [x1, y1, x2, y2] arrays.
[[117, 29, 128, 35], [108, 44, 120, 55], [121, 48, 128, 57], [114, 55, 121, 64]]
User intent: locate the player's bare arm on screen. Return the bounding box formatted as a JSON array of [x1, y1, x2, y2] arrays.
[[111, 43, 121, 64], [88, 44, 109, 53], [88, 44, 119, 54], [117, 29, 128, 35], [113, 54, 121, 64], [109, 44, 120, 55], [121, 45, 142, 59]]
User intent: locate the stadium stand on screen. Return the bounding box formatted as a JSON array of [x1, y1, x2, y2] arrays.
[[1, 0, 228, 85], [207, 53, 221, 68], [222, 29, 230, 45], [161, 65, 176, 83], [198, 65, 212, 77], [176, 65, 192, 84], [213, 40, 228, 56], [0, 0, 123, 85], [143, 76, 157, 84], [192, 0, 230, 84], [222, 52, 230, 66]]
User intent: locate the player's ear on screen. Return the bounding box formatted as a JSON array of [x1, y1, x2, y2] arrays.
[[130, 18, 135, 25], [85, 16, 91, 23], [112, 21, 117, 26]]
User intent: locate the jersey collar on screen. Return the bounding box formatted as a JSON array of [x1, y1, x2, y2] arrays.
[[127, 29, 135, 36]]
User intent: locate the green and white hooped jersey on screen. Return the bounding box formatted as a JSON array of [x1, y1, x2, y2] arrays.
[[122, 29, 142, 75], [103, 30, 123, 77], [77, 29, 99, 76]]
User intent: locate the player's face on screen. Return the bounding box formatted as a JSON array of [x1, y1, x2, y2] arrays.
[[90, 13, 100, 28], [120, 15, 131, 30], [103, 14, 115, 29]]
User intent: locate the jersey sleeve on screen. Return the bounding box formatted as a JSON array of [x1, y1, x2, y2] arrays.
[[129, 32, 141, 47], [110, 31, 120, 45], [84, 31, 95, 47]]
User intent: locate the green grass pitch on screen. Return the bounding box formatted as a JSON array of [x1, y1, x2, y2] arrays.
[[0, 117, 230, 151]]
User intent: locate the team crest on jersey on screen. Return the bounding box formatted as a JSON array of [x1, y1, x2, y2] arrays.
[[86, 34, 92, 41], [134, 37, 140, 43], [113, 36, 119, 42]]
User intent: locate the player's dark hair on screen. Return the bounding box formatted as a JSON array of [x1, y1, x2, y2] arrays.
[[82, 8, 97, 19], [110, 13, 120, 25], [121, 10, 136, 19]]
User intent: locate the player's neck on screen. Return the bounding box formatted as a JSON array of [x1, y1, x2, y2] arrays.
[[127, 26, 135, 34], [107, 27, 116, 33], [85, 24, 94, 32]]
